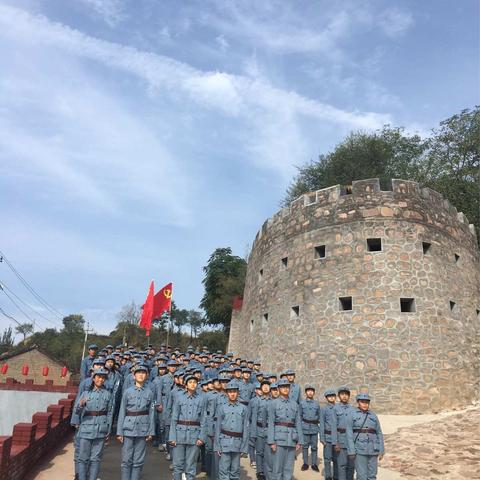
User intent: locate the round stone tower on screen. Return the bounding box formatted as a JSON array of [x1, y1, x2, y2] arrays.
[[228, 179, 480, 414]]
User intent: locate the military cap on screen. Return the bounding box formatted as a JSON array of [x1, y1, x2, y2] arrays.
[[254, 361, 261, 366], [242, 367, 252, 373], [277, 378, 290, 387], [133, 364, 149, 374], [184, 375, 198, 384], [105, 355, 115, 362], [167, 359, 179, 366], [210, 376, 218, 382], [270, 382, 279, 389], [356, 393, 371, 401], [216, 350, 223, 354], [256, 371, 264, 377], [304, 384, 316, 391], [324, 389, 336, 397], [260, 379, 270, 386], [88, 344, 98, 350], [284, 369, 295, 376], [225, 381, 239, 390], [105, 344, 113, 349], [255, 382, 262, 389], [199, 380, 209, 387], [247, 359, 254, 363], [226, 352, 234, 358], [116, 344, 123, 349], [218, 373, 230, 382], [173, 371, 183, 378], [338, 385, 351, 394], [92, 358, 105, 366], [123, 351, 131, 357], [158, 364, 168, 370], [92, 367, 109, 377]]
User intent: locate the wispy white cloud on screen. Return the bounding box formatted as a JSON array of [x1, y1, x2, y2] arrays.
[[215, 34, 229, 52], [377, 7, 414, 38], [78, 0, 126, 27], [0, 4, 392, 178], [199, 2, 352, 56]]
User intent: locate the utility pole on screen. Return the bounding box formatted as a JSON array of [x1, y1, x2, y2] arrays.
[[81, 320, 94, 361]]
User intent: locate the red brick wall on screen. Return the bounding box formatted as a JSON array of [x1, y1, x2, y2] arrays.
[[0, 382, 78, 480]]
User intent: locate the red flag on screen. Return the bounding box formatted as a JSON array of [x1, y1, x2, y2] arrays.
[[139, 281, 154, 334], [153, 283, 173, 319]]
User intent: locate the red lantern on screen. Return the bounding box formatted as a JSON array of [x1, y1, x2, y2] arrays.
[[22, 364, 29, 376], [1, 364, 8, 375], [61, 366, 68, 378], [42, 366, 49, 377]]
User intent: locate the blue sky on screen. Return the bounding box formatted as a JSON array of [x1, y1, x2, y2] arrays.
[[0, 0, 478, 337]]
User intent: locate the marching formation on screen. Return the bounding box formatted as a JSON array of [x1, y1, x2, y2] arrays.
[[72, 343, 385, 480]]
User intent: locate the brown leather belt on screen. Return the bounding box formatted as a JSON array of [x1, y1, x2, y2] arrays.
[[353, 428, 376, 434], [302, 418, 319, 425], [84, 410, 107, 417], [221, 429, 243, 438], [177, 420, 201, 426], [337, 428, 346, 433], [126, 410, 148, 416], [257, 422, 265, 428], [275, 421, 295, 428]]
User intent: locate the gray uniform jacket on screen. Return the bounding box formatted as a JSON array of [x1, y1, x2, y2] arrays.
[[169, 391, 207, 445], [267, 397, 304, 447], [335, 403, 354, 448], [74, 387, 114, 439], [346, 409, 384, 456], [116, 385, 155, 437], [299, 398, 320, 434], [320, 403, 338, 444], [250, 395, 269, 439], [214, 401, 249, 453]]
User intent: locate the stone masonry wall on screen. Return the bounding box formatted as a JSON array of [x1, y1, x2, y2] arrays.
[[228, 179, 480, 414]]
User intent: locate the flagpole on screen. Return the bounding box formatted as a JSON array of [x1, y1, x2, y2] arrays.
[[166, 285, 173, 349]]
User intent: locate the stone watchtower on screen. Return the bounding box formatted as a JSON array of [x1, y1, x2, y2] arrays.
[[228, 179, 480, 414]]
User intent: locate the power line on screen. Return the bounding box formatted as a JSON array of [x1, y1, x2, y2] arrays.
[[0, 287, 45, 331], [0, 280, 61, 328], [0, 306, 24, 328], [0, 250, 63, 319]]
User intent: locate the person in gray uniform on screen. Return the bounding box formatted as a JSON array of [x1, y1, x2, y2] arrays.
[[214, 381, 250, 480], [346, 393, 384, 480], [320, 389, 338, 480], [116, 364, 155, 480], [73, 367, 113, 480], [267, 378, 303, 480], [169, 374, 207, 480], [334, 386, 355, 480], [250, 379, 271, 480], [299, 385, 320, 472]]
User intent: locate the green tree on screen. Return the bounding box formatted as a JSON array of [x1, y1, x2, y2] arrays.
[[283, 106, 479, 240], [424, 107, 480, 232], [187, 310, 205, 339], [15, 322, 34, 341], [0, 326, 14, 354], [200, 248, 247, 333], [62, 314, 85, 334], [284, 126, 427, 204]]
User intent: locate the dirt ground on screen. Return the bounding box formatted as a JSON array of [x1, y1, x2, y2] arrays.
[[29, 406, 480, 480], [381, 407, 480, 479]]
